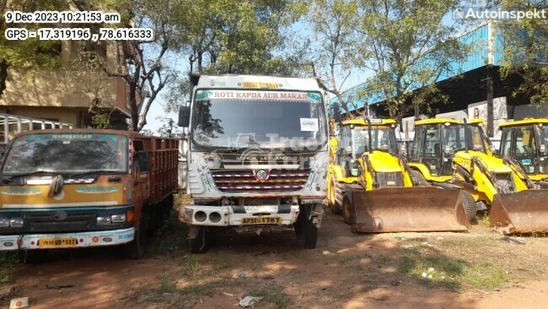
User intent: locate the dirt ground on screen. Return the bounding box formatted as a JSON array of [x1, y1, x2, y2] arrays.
[[3, 207, 548, 309]]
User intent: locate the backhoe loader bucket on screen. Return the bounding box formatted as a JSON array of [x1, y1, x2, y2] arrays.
[[490, 190, 548, 234], [349, 187, 470, 233]]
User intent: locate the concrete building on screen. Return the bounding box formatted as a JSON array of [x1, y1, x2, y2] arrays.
[[0, 39, 131, 128]]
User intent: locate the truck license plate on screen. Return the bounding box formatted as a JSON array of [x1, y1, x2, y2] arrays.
[[241, 217, 282, 225], [39, 238, 78, 248]]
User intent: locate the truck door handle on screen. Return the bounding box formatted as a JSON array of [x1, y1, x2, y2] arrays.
[[108, 176, 121, 182]]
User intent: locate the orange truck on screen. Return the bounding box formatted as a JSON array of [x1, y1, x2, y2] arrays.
[[0, 129, 178, 259]]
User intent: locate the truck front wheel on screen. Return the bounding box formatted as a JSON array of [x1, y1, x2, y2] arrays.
[[188, 226, 208, 253], [295, 206, 318, 249], [124, 215, 147, 259]]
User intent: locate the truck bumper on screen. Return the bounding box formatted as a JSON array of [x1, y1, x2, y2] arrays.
[[179, 205, 300, 227], [0, 227, 135, 251]]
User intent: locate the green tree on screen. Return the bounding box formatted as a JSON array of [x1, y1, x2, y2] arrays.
[[155, 116, 179, 137], [0, 0, 69, 98], [356, 0, 468, 121], [307, 0, 469, 121], [163, 0, 306, 113], [72, 0, 180, 132], [497, 0, 547, 106], [304, 0, 362, 118]]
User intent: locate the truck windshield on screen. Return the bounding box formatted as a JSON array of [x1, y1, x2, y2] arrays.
[[191, 89, 328, 151], [1, 133, 128, 174]]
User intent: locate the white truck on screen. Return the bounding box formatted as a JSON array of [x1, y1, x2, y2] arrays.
[[177, 74, 330, 252]]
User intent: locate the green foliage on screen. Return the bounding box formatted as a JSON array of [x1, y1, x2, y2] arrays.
[[159, 272, 177, 292], [303, 0, 361, 116], [0, 252, 18, 284], [306, 0, 468, 120], [250, 287, 291, 309], [184, 0, 302, 75], [155, 117, 181, 137], [186, 255, 201, 279], [399, 249, 509, 290], [163, 0, 304, 113], [479, 214, 491, 228], [91, 112, 112, 129], [355, 0, 468, 120], [497, 0, 548, 106], [0, 0, 69, 97]]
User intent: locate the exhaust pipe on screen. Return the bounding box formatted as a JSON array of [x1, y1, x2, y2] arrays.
[[366, 118, 372, 153], [463, 118, 469, 153]]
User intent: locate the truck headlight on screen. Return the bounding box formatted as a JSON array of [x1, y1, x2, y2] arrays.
[[204, 154, 222, 169], [97, 216, 111, 225], [9, 217, 24, 228], [0, 217, 9, 228], [111, 214, 126, 223]]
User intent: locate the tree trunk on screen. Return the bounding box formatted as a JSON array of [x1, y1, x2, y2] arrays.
[[129, 83, 139, 131], [0, 60, 9, 98]]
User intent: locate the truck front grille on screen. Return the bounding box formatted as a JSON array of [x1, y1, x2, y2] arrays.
[[0, 207, 133, 235], [211, 169, 310, 193], [26, 212, 94, 233]]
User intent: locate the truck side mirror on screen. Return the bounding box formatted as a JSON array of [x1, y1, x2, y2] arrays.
[[178, 105, 190, 127], [137, 151, 150, 172]]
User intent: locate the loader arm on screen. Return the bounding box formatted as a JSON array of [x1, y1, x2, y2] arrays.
[[502, 156, 537, 189]]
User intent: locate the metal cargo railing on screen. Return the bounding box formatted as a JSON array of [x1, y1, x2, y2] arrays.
[[0, 113, 73, 156]]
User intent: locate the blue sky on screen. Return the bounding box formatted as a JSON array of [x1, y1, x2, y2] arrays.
[[143, 5, 468, 133]]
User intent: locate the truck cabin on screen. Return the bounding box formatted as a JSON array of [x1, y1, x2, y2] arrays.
[[0, 130, 150, 184]]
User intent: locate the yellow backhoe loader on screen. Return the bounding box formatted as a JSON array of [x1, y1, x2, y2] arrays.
[[409, 117, 548, 234], [497, 118, 548, 185], [329, 118, 471, 233]]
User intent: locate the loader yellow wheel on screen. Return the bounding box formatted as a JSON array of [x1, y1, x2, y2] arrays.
[[342, 193, 353, 225], [460, 190, 478, 225]]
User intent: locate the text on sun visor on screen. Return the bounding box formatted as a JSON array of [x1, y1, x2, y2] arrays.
[[195, 90, 322, 102]]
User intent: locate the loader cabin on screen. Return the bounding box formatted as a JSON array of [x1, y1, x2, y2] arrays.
[[335, 119, 398, 177], [411, 118, 490, 177], [498, 119, 548, 175]]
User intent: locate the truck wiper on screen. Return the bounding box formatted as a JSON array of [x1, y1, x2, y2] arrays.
[[2, 170, 57, 184], [68, 170, 123, 178]]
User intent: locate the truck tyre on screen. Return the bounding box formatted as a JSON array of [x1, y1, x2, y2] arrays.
[[189, 226, 208, 253], [162, 194, 174, 220], [125, 215, 147, 259], [295, 206, 318, 249], [460, 190, 478, 225], [342, 192, 353, 225]]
